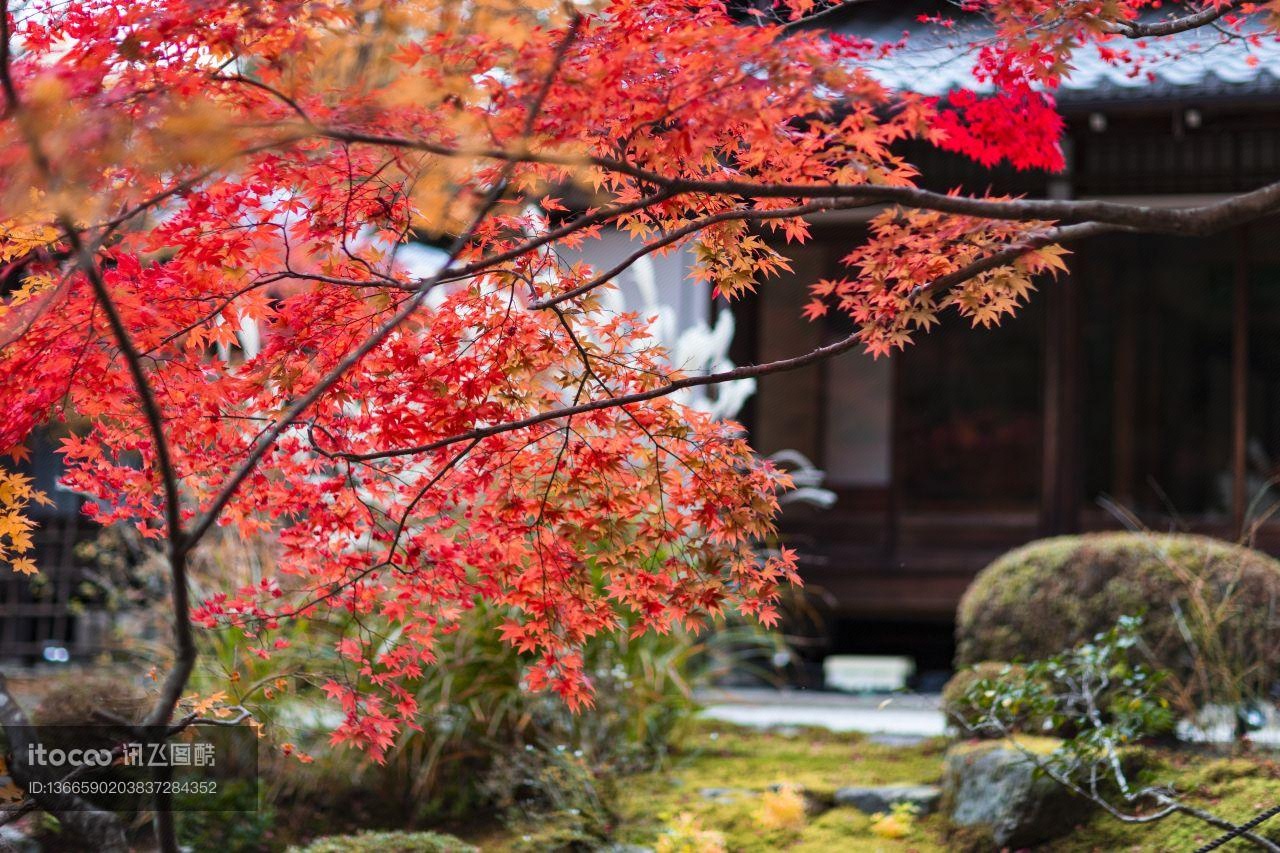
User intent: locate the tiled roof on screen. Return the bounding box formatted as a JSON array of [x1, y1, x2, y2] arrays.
[[840, 13, 1280, 102]]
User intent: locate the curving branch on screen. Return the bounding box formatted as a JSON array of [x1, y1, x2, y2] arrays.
[[60, 230, 196, 773], [313, 124, 1280, 236], [1102, 1, 1247, 38], [346, 222, 1106, 464], [530, 198, 878, 309]]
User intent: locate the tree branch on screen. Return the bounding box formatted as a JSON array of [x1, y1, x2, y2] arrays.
[[530, 198, 877, 309], [1103, 2, 1246, 38], [348, 222, 1103, 463], [636, 177, 1280, 236], [0, 0, 18, 119], [60, 214, 193, 853], [314, 121, 1280, 236], [779, 0, 883, 33], [910, 221, 1119, 300]]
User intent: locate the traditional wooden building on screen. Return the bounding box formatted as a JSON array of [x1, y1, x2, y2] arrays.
[[729, 9, 1280, 666]]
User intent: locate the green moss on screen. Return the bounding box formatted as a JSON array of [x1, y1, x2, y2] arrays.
[[662, 721, 945, 794], [1062, 754, 1280, 851], [788, 809, 953, 852], [603, 730, 1280, 853], [290, 830, 477, 852], [947, 735, 1063, 758]]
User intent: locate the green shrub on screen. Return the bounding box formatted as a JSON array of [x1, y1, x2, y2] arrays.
[[956, 533, 1280, 715], [289, 830, 476, 852], [941, 662, 1044, 736], [481, 739, 618, 849], [951, 616, 1174, 741]]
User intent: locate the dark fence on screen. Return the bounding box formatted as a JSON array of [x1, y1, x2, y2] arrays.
[[0, 515, 108, 665]]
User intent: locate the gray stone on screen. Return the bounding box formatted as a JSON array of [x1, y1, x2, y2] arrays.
[[698, 786, 748, 803], [942, 741, 1093, 848], [867, 733, 929, 747], [833, 784, 941, 816]]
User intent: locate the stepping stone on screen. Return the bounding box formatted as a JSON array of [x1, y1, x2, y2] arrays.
[[698, 786, 749, 803], [833, 784, 942, 815]]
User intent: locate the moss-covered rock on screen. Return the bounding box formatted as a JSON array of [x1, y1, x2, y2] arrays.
[[942, 738, 1092, 849], [956, 533, 1280, 710]]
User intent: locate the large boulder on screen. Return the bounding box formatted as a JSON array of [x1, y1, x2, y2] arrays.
[[943, 740, 1092, 848], [956, 533, 1280, 710]]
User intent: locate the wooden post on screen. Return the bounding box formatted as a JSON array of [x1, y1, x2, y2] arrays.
[[1041, 162, 1077, 534], [1112, 268, 1136, 506], [886, 353, 901, 559], [1232, 228, 1249, 537], [1041, 279, 1065, 534], [1040, 275, 1082, 535], [1062, 273, 1081, 533]]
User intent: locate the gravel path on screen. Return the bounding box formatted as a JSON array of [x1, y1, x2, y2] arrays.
[[695, 687, 947, 739]]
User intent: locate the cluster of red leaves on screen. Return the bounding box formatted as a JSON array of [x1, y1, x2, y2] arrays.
[[804, 203, 1069, 356], [933, 89, 1065, 171]]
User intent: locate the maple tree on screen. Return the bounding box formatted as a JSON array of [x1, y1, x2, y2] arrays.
[[1, 0, 1279, 847]]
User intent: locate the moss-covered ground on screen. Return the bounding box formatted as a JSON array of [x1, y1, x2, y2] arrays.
[[1066, 751, 1280, 851], [470, 721, 952, 851], [606, 722, 951, 852], [468, 723, 1280, 851]]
